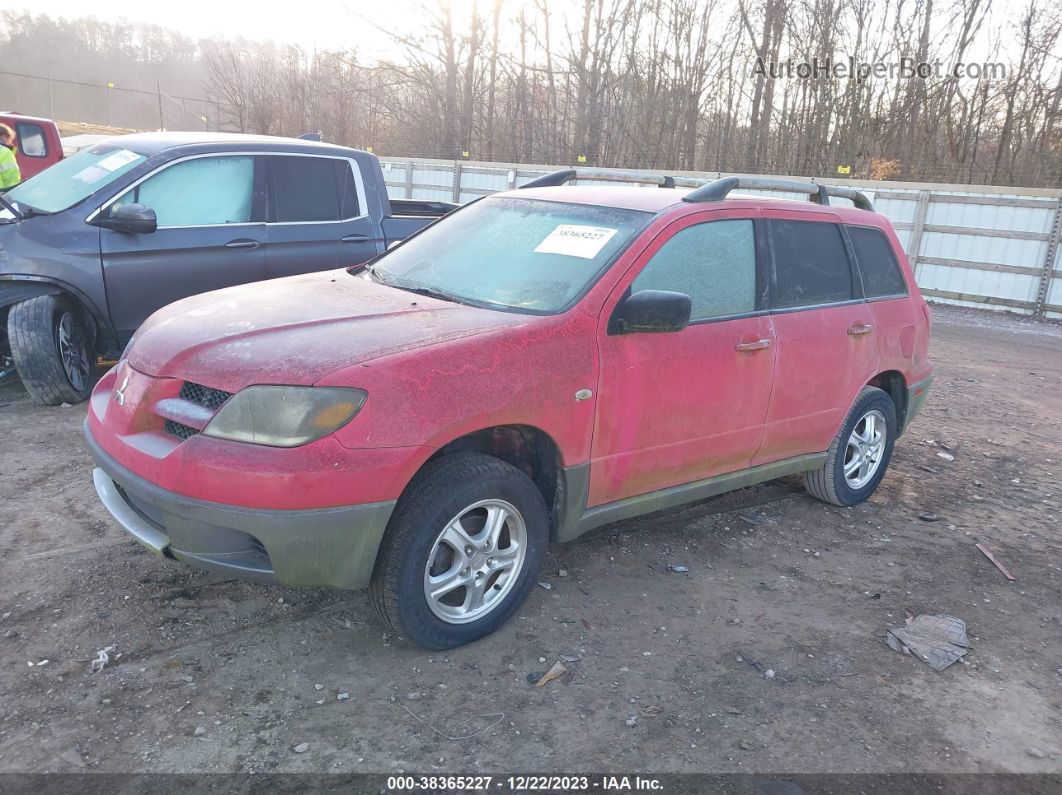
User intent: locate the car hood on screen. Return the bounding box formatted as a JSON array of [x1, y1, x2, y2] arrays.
[[128, 269, 529, 390]]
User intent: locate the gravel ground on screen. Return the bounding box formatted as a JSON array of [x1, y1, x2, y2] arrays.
[[0, 304, 1060, 775]]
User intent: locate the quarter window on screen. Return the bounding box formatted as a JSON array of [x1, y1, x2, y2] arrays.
[[631, 219, 758, 321], [769, 220, 853, 309], [16, 123, 47, 158], [116, 156, 255, 227], [847, 225, 908, 298]]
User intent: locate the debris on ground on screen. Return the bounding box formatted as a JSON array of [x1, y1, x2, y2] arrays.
[[537, 581, 552, 590], [533, 661, 568, 687], [885, 614, 971, 671], [293, 742, 310, 753], [640, 704, 663, 719], [937, 451, 955, 461], [976, 543, 1016, 581], [89, 645, 115, 673], [666, 564, 689, 573], [624, 715, 637, 727], [919, 512, 941, 522]]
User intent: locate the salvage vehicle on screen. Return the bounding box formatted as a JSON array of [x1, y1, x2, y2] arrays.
[[0, 132, 454, 404], [85, 171, 934, 649], [0, 112, 63, 182]]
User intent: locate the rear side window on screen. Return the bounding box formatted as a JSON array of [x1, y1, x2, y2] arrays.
[[769, 220, 853, 309], [847, 225, 908, 298], [16, 123, 47, 157], [271, 156, 339, 222], [632, 219, 759, 321]]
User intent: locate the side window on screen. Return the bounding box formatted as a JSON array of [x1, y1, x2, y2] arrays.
[[769, 220, 853, 309], [334, 160, 361, 218], [116, 156, 255, 227], [632, 219, 758, 321], [16, 123, 47, 158], [847, 225, 908, 298], [270, 156, 339, 222]]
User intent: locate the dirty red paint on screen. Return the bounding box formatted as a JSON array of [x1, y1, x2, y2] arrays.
[[86, 188, 933, 515]]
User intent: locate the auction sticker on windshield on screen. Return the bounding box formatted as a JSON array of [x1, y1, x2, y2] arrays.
[[97, 149, 142, 172], [534, 224, 618, 259]]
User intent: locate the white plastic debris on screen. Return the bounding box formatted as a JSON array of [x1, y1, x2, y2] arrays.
[[90, 645, 116, 673]]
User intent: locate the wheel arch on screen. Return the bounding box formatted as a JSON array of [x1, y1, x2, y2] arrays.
[[866, 370, 908, 433], [1, 277, 116, 354], [419, 424, 567, 539]]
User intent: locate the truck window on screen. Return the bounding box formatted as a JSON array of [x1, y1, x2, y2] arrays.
[[115, 156, 255, 227], [335, 160, 361, 218], [846, 225, 908, 298], [16, 123, 47, 158], [769, 220, 854, 309], [270, 156, 340, 222], [632, 220, 759, 321]]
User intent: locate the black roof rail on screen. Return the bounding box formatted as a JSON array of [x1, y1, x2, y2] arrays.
[[518, 168, 699, 190], [683, 176, 874, 210]]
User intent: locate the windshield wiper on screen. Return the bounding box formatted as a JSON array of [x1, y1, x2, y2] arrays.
[[0, 193, 22, 221], [368, 268, 466, 305]]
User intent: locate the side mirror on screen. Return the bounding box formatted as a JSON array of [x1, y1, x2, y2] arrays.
[[97, 203, 157, 234], [611, 289, 692, 334]]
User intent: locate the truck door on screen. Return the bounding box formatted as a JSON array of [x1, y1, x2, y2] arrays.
[[99, 154, 266, 338], [263, 154, 378, 278]]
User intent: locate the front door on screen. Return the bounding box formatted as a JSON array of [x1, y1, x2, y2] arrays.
[[100, 154, 266, 337], [752, 214, 879, 465], [590, 212, 776, 507], [264, 155, 378, 278]]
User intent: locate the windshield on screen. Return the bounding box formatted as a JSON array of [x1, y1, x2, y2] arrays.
[[369, 197, 649, 313], [4, 143, 146, 216]]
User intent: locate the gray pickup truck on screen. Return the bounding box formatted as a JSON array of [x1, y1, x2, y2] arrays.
[[0, 132, 454, 405]]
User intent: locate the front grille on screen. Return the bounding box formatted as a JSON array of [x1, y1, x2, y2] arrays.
[[164, 419, 199, 440], [179, 381, 233, 411]]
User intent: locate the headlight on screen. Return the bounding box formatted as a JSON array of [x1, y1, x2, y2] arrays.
[[202, 386, 366, 447]]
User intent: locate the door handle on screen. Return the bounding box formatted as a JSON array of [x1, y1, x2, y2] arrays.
[[735, 338, 771, 352], [341, 234, 372, 243], [847, 323, 874, 336], [224, 239, 260, 249]]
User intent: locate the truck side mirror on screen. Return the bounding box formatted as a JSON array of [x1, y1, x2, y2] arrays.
[[97, 203, 157, 234], [611, 290, 692, 334]]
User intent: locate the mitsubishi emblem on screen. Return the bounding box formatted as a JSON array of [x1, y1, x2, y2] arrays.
[[114, 371, 130, 406]]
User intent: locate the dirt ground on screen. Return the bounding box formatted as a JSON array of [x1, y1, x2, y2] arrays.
[[0, 304, 1060, 776]]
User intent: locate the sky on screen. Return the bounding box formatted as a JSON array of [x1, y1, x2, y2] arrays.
[[16, 0, 483, 59]]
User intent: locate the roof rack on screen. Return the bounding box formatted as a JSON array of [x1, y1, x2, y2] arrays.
[[518, 168, 706, 190], [683, 176, 874, 211], [518, 169, 874, 211]]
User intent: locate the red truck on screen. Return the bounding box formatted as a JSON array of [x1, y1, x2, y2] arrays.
[[0, 113, 63, 182], [86, 172, 934, 649]]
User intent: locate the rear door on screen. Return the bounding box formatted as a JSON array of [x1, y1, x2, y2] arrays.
[[263, 154, 376, 278], [590, 211, 776, 507], [752, 214, 878, 466], [99, 153, 267, 338]]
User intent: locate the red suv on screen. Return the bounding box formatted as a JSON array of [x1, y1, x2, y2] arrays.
[[85, 172, 933, 649]]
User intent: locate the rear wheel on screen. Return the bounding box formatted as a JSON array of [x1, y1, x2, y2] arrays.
[[369, 453, 547, 649], [804, 386, 897, 506], [7, 295, 97, 406]]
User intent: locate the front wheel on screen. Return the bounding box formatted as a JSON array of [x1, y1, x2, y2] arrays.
[[8, 295, 97, 406], [369, 453, 548, 649], [804, 386, 897, 506]]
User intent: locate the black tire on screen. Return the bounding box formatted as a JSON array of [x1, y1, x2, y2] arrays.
[[803, 386, 897, 507], [369, 452, 548, 649], [7, 295, 97, 406]]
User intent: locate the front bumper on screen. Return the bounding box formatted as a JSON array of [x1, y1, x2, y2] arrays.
[[86, 425, 396, 590]]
